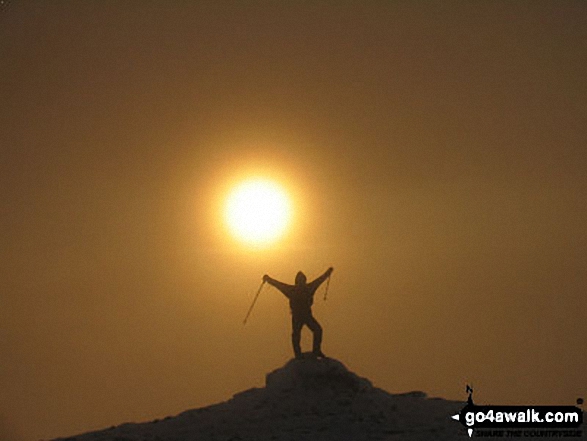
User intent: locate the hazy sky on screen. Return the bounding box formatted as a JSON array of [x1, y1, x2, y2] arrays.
[[1, 1, 586, 440]]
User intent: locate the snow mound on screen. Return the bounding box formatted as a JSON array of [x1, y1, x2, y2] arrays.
[[52, 356, 580, 440], [265, 355, 372, 394]]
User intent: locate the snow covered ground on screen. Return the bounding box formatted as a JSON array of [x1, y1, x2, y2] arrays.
[[52, 356, 584, 441]]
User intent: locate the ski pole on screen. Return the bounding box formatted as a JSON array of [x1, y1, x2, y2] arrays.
[[243, 280, 265, 325], [323, 274, 331, 301]]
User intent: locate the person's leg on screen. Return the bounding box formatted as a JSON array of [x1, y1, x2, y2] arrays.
[[306, 315, 324, 356], [291, 316, 303, 358]]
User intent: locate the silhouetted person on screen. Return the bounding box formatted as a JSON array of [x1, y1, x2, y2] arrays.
[[263, 267, 333, 359]]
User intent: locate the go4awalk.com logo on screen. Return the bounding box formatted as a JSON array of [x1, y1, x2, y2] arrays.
[[451, 385, 584, 438]]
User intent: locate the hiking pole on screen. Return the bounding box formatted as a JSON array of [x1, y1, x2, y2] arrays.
[[323, 274, 331, 301], [243, 280, 265, 325]]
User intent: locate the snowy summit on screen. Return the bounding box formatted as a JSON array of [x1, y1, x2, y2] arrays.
[[52, 356, 471, 440]]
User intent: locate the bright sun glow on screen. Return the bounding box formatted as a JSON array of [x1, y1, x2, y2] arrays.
[[225, 178, 292, 247]]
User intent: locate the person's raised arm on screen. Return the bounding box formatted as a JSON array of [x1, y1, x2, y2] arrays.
[[263, 274, 293, 297], [308, 267, 333, 292]]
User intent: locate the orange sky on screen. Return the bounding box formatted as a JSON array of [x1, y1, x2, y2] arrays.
[[1, 2, 586, 440]]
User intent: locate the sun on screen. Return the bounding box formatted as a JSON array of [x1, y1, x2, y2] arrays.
[[225, 178, 292, 247]]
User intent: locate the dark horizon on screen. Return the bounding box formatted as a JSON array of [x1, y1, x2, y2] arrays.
[[1, 1, 586, 440]]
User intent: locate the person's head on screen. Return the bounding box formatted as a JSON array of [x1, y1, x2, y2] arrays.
[[295, 271, 307, 286]]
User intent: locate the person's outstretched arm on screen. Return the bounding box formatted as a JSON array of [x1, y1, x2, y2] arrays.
[[308, 267, 334, 292], [263, 275, 293, 298]]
